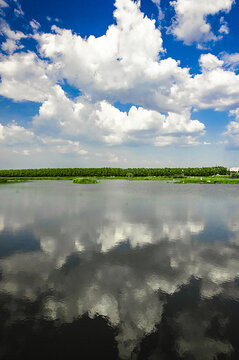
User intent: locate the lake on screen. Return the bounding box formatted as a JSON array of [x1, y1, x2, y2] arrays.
[[0, 180, 239, 359]]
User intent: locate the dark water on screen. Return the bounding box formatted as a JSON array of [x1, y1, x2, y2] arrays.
[[0, 180, 239, 360]]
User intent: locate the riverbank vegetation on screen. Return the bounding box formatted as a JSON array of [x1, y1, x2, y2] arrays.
[[0, 166, 228, 178], [0, 178, 27, 184], [174, 176, 239, 184], [0, 175, 238, 184], [0, 167, 238, 185], [73, 178, 98, 184]]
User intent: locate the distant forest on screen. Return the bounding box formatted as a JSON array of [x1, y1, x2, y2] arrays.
[[0, 166, 228, 177]]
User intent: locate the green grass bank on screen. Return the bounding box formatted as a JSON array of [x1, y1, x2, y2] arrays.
[[73, 178, 98, 184], [1, 175, 239, 184]]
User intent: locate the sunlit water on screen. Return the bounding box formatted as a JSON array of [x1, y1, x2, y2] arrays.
[[0, 180, 239, 359]]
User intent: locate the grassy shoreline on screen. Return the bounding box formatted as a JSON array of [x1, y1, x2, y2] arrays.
[[73, 178, 98, 184], [1, 175, 239, 184], [173, 177, 239, 184]]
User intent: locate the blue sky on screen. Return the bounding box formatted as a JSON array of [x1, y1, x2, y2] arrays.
[[0, 0, 239, 168]]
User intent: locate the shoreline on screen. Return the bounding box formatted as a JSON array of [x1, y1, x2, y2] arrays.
[[1, 176, 239, 184]]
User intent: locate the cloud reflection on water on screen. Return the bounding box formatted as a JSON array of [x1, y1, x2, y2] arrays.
[[0, 181, 239, 359]]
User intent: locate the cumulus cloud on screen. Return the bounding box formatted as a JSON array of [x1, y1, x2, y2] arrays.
[[0, 123, 35, 145], [34, 24, 190, 113], [185, 54, 239, 111], [0, 20, 26, 53], [33, 87, 205, 147], [0, 51, 56, 101], [169, 0, 234, 45], [95, 102, 205, 145], [199, 53, 224, 71], [0, 0, 209, 152], [0, 0, 204, 149], [1, 0, 239, 157], [34, 0, 167, 109]]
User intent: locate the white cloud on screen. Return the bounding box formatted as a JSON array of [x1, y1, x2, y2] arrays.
[[185, 54, 239, 111], [229, 108, 239, 120], [219, 17, 229, 35], [12, 149, 30, 155], [0, 123, 35, 145], [169, 0, 234, 45], [151, 0, 164, 20], [0, 21, 25, 40], [14, 8, 23, 17], [222, 52, 239, 70], [1, 0, 239, 156], [224, 108, 239, 148], [30, 3, 239, 120], [32, 87, 98, 138], [1, 38, 22, 53], [42, 138, 88, 155], [32, 86, 205, 147], [226, 121, 239, 136], [0, 21, 26, 53], [34, 0, 175, 110], [13, 0, 24, 17], [219, 24, 229, 34], [154, 134, 202, 147], [0, 122, 88, 156], [30, 19, 40, 32], [95, 102, 204, 145], [199, 53, 224, 71], [0, 0, 8, 8], [0, 51, 56, 101]]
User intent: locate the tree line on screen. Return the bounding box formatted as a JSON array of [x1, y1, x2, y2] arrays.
[[0, 166, 228, 178]]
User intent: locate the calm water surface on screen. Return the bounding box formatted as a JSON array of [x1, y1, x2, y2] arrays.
[[0, 180, 239, 359]]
